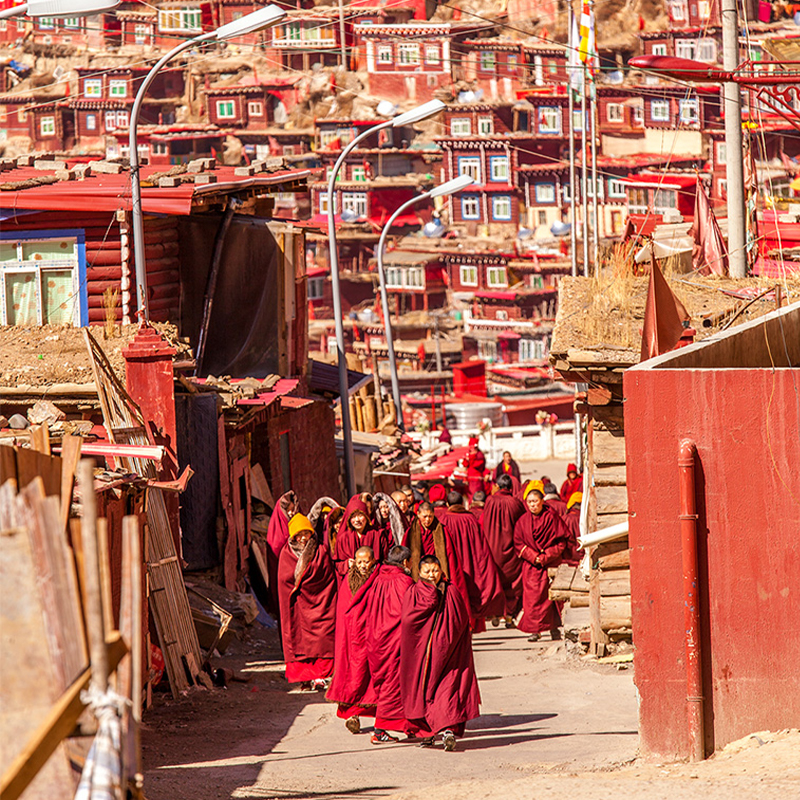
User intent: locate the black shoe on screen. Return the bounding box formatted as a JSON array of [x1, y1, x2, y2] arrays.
[[418, 737, 435, 748], [528, 633, 541, 642], [550, 629, 562, 641]]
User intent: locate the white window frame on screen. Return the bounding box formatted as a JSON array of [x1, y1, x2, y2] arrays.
[[670, 0, 687, 21], [397, 42, 420, 66], [104, 110, 117, 131], [653, 188, 678, 213], [39, 116, 55, 136], [425, 45, 440, 65], [538, 106, 561, 134], [319, 191, 336, 215], [477, 116, 494, 135], [248, 101, 264, 117], [84, 79, 102, 98], [607, 102, 624, 123], [85, 113, 97, 131], [697, 38, 716, 63], [134, 23, 150, 45], [342, 191, 368, 218], [308, 276, 324, 300], [492, 196, 512, 221], [158, 7, 202, 33], [652, 43, 668, 57], [675, 39, 697, 60], [116, 110, 129, 128], [377, 45, 392, 64], [489, 155, 509, 182], [479, 51, 496, 72], [716, 141, 727, 165], [608, 178, 626, 198], [459, 264, 478, 286], [679, 98, 699, 125], [651, 99, 670, 122], [352, 165, 367, 182], [450, 117, 471, 137], [461, 195, 480, 220], [458, 156, 481, 184], [535, 183, 556, 203], [109, 79, 127, 98], [216, 100, 236, 119], [487, 265, 508, 287], [698, 0, 711, 18]]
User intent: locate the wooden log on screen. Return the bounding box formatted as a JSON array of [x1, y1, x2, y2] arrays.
[[148, 283, 180, 301], [550, 563, 576, 592], [349, 397, 358, 432], [600, 595, 632, 630], [569, 594, 590, 608], [598, 548, 630, 570], [599, 570, 631, 596], [594, 463, 627, 487], [146, 297, 179, 312], [86, 266, 123, 282], [596, 512, 629, 528], [363, 395, 378, 431], [143, 270, 180, 288], [84, 250, 122, 267], [596, 485, 628, 514], [354, 396, 365, 432], [142, 257, 179, 273], [571, 568, 590, 592], [593, 428, 626, 466], [550, 589, 577, 603]]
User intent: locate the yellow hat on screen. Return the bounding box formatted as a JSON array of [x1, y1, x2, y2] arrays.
[[567, 491, 583, 510], [288, 513, 313, 538], [523, 480, 544, 500]]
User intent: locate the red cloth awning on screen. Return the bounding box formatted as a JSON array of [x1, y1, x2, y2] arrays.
[[623, 173, 697, 189]]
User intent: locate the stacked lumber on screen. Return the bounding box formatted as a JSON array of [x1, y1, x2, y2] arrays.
[[549, 563, 590, 608], [597, 543, 631, 637], [348, 378, 395, 433]]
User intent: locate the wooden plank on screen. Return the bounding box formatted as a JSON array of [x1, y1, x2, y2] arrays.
[[550, 563, 576, 592], [29, 425, 51, 456], [590, 403, 625, 432], [58, 435, 81, 534], [596, 512, 629, 528], [598, 548, 631, 570], [569, 594, 590, 608], [593, 428, 627, 466], [250, 463, 275, 507], [15, 448, 61, 497], [594, 539, 629, 561], [0, 634, 127, 800], [600, 595, 632, 630], [596, 485, 628, 514], [599, 571, 631, 596], [570, 568, 590, 592], [594, 463, 627, 487], [0, 445, 17, 486]]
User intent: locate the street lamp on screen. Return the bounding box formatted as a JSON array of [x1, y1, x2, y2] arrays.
[[375, 174, 474, 432], [128, 4, 286, 320], [326, 98, 445, 497], [0, 0, 120, 20]]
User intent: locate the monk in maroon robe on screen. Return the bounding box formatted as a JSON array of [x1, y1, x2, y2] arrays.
[[560, 463, 583, 502], [277, 513, 337, 690], [440, 492, 505, 632], [327, 546, 379, 733], [400, 555, 480, 751], [563, 492, 582, 565], [468, 491, 486, 527], [266, 490, 298, 615], [391, 490, 412, 532], [492, 451, 521, 482], [481, 474, 526, 622], [543, 482, 568, 517], [513, 487, 569, 642], [366, 545, 415, 743], [465, 437, 486, 473], [330, 496, 392, 580]]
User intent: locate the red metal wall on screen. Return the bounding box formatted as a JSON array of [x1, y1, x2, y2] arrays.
[[624, 367, 800, 760]]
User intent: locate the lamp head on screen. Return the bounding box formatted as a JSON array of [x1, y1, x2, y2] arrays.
[[215, 4, 286, 40], [429, 175, 474, 198], [26, 0, 121, 16], [392, 99, 445, 127]]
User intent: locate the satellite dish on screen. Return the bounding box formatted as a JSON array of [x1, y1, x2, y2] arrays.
[[340, 209, 358, 223], [517, 227, 534, 240], [423, 219, 445, 238], [377, 100, 397, 117], [550, 220, 571, 237], [53, 65, 65, 81]]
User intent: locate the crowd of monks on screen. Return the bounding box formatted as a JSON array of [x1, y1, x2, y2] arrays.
[[264, 447, 584, 752]]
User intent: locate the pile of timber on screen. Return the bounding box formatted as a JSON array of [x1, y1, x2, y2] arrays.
[[550, 563, 590, 607], [348, 380, 396, 433]]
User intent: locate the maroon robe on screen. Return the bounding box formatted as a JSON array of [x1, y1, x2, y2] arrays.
[[327, 566, 379, 717], [560, 474, 583, 502], [481, 489, 526, 616], [469, 504, 485, 527], [366, 564, 415, 732], [440, 506, 505, 624], [277, 535, 337, 681], [266, 492, 295, 615], [492, 459, 521, 482], [513, 505, 568, 634], [331, 496, 392, 580], [545, 495, 568, 517], [400, 579, 480, 736], [563, 508, 581, 565]]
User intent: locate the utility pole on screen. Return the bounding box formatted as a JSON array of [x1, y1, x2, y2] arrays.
[[338, 0, 347, 70], [568, 3, 578, 278], [581, 64, 589, 278], [722, 0, 747, 278]]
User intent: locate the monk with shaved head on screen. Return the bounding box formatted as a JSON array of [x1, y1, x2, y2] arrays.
[[326, 545, 380, 733]]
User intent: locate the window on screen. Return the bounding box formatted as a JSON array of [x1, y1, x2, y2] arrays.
[[388, 266, 425, 289], [716, 142, 726, 164], [319, 192, 336, 214], [37, 16, 55, 29], [478, 339, 497, 361], [651, 99, 670, 122], [633, 103, 644, 126], [39, 116, 55, 136], [561, 182, 571, 202], [670, 0, 687, 21], [459, 264, 478, 286], [507, 54, 518, 73], [480, 51, 496, 72], [487, 266, 508, 287], [425, 45, 440, 65], [679, 98, 699, 125], [386, 267, 403, 289], [320, 129, 339, 148], [397, 43, 420, 65], [535, 183, 556, 203], [461, 195, 481, 220], [308, 276, 324, 300], [377, 45, 392, 64], [608, 178, 626, 198], [675, 40, 696, 60], [492, 196, 512, 221], [698, 0, 711, 18], [652, 43, 668, 57], [537, 210, 547, 225], [450, 117, 471, 137], [248, 101, 264, 117], [134, 23, 150, 44], [458, 156, 481, 184], [520, 338, 546, 360], [152, 141, 168, 155], [572, 109, 584, 132], [628, 187, 648, 214], [342, 192, 368, 218], [216, 100, 235, 119], [697, 38, 716, 63], [17, 108, 27, 122], [109, 79, 127, 98], [718, 178, 727, 197], [63, 17, 80, 28], [104, 111, 117, 131], [116, 110, 129, 128], [607, 103, 624, 123], [538, 106, 561, 134], [0, 236, 81, 326], [489, 156, 509, 182], [478, 116, 493, 135], [654, 188, 677, 212], [84, 79, 102, 98], [158, 7, 202, 33], [352, 165, 366, 182], [81, 113, 95, 131]]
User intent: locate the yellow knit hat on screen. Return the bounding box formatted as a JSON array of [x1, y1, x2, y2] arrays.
[[523, 480, 544, 500], [567, 491, 583, 510], [288, 513, 313, 538]]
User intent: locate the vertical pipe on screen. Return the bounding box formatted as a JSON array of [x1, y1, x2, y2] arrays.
[[580, 65, 589, 278], [590, 80, 600, 269], [568, 43, 578, 278], [679, 438, 705, 762]]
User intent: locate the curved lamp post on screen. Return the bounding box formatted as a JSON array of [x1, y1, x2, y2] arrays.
[[327, 98, 445, 496], [0, 0, 119, 19], [376, 174, 474, 431], [129, 4, 287, 319]]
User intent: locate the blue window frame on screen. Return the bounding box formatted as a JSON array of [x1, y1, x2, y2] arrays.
[[461, 194, 481, 220], [0, 228, 88, 326], [489, 155, 509, 182], [535, 183, 556, 204], [491, 195, 512, 221], [457, 155, 481, 184]]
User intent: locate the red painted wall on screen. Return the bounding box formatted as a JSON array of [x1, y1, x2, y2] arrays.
[[624, 367, 800, 760]]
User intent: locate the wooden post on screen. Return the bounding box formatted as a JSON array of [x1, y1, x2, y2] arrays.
[[124, 515, 144, 792]]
